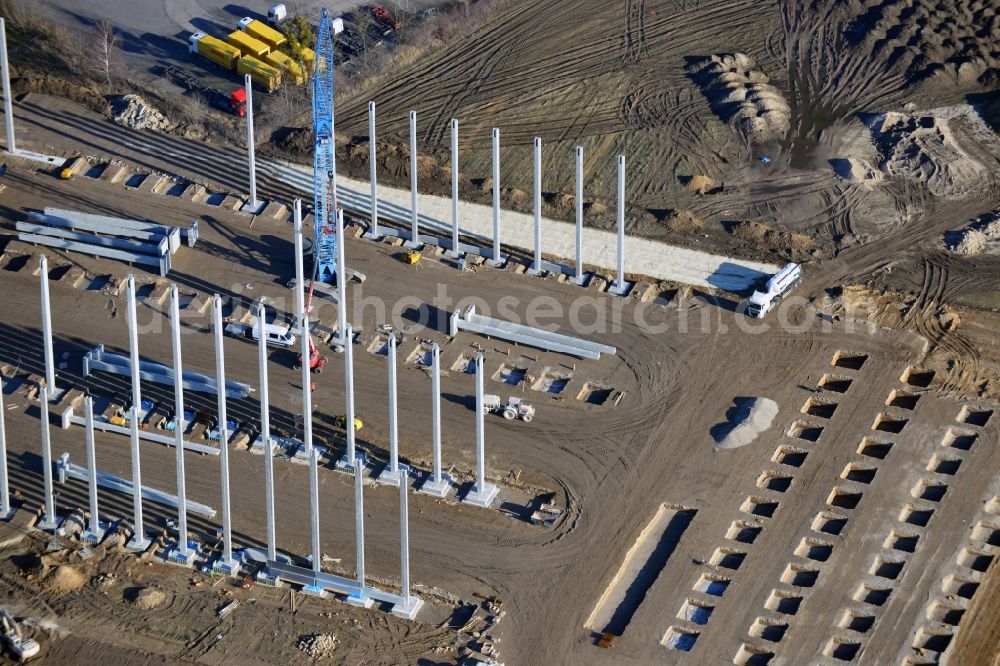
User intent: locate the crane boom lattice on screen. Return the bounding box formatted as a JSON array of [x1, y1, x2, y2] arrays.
[[312, 9, 337, 282]]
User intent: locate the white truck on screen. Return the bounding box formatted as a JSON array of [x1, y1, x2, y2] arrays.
[[225, 320, 296, 348], [1, 610, 39, 661], [267, 4, 287, 25], [746, 262, 802, 318], [483, 395, 535, 422]]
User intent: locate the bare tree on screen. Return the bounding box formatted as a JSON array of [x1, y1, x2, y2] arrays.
[[352, 9, 375, 67], [89, 18, 120, 87]]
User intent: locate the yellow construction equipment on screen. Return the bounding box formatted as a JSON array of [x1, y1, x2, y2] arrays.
[[58, 167, 73, 180], [226, 30, 270, 58], [401, 250, 421, 265], [334, 415, 364, 431], [237, 56, 282, 92]]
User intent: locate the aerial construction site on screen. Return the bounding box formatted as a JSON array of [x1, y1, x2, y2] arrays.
[[0, 0, 997, 663]]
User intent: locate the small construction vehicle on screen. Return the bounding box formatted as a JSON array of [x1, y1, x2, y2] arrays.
[[483, 395, 535, 422], [294, 344, 328, 373], [225, 320, 297, 348], [0, 609, 39, 661], [400, 250, 421, 265], [745, 262, 802, 319], [333, 415, 364, 431]]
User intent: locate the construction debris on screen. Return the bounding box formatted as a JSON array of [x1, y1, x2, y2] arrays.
[[295, 633, 339, 660]]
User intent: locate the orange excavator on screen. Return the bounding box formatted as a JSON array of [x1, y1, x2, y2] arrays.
[[293, 277, 328, 373]]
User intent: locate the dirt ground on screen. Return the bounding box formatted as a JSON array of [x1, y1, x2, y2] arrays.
[[0, 1, 997, 665]]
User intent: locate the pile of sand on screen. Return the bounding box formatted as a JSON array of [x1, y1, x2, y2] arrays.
[[127, 587, 167, 610], [713, 397, 778, 450], [868, 106, 999, 198], [46, 566, 85, 595], [729, 220, 817, 261], [686, 175, 720, 195], [111, 95, 173, 132], [688, 54, 790, 143], [296, 633, 339, 660], [830, 157, 884, 187], [945, 215, 1000, 256]]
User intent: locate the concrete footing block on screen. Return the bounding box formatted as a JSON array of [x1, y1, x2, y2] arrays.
[[211, 558, 241, 576], [148, 281, 171, 306], [344, 592, 374, 608], [391, 596, 424, 620], [184, 184, 207, 202], [221, 195, 244, 211], [301, 584, 329, 598], [588, 275, 609, 292], [139, 175, 165, 194], [100, 164, 127, 184], [377, 463, 410, 487], [417, 473, 453, 498], [630, 281, 658, 302], [165, 542, 199, 567], [64, 267, 88, 289], [461, 482, 499, 508], [261, 201, 288, 219], [607, 281, 633, 297]]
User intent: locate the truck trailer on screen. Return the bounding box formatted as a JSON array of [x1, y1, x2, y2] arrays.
[[188, 33, 240, 70], [746, 262, 802, 318], [237, 56, 282, 92], [226, 30, 271, 58], [264, 50, 304, 85], [239, 17, 287, 50]]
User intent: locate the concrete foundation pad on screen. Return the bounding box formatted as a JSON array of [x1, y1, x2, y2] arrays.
[[607, 281, 633, 297], [301, 584, 329, 598], [462, 482, 500, 508], [344, 591, 374, 608], [391, 596, 425, 620], [34, 515, 61, 533], [126, 534, 152, 552], [362, 230, 383, 242], [335, 452, 369, 472], [571, 273, 591, 287], [255, 571, 284, 587], [403, 240, 424, 250], [377, 463, 410, 487], [165, 543, 199, 568], [81, 525, 107, 545], [241, 200, 266, 215], [418, 473, 454, 497], [485, 257, 507, 269], [211, 558, 241, 576]]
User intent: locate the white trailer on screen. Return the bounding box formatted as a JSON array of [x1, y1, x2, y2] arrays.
[[746, 262, 802, 318]]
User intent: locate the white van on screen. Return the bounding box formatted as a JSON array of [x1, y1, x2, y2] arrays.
[[251, 321, 296, 348]]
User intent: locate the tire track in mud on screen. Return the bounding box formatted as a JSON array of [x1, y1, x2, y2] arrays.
[[622, 0, 648, 64]]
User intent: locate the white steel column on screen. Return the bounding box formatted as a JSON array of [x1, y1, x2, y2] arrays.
[[462, 353, 498, 507], [449, 118, 459, 256], [408, 110, 419, 246], [258, 302, 277, 564], [335, 208, 347, 342], [419, 343, 451, 497], [243, 74, 262, 213], [609, 154, 629, 295], [125, 276, 149, 551], [377, 333, 402, 485], [338, 322, 359, 469], [368, 101, 378, 237], [212, 295, 236, 573], [39, 256, 55, 396], [169, 286, 194, 564], [37, 255, 57, 531], [81, 397, 105, 542], [0, 376, 11, 520], [390, 467, 423, 619], [532, 136, 542, 274], [574, 146, 584, 285], [345, 459, 372, 607], [491, 128, 501, 265], [0, 19, 14, 153]]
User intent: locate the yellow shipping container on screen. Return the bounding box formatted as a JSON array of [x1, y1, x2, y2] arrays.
[[265, 51, 304, 85], [239, 17, 287, 50], [188, 33, 240, 70], [237, 55, 281, 93], [226, 30, 269, 58]]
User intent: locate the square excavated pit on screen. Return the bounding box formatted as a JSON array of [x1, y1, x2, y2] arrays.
[[124, 173, 146, 188], [887, 389, 921, 410], [901, 366, 936, 388], [802, 398, 838, 419], [492, 363, 527, 386], [819, 374, 854, 393], [972, 520, 1000, 546], [795, 537, 834, 562], [927, 601, 965, 626], [854, 583, 892, 606], [451, 352, 477, 374], [912, 480, 948, 502], [765, 589, 803, 615], [958, 406, 994, 427], [407, 343, 434, 366], [204, 192, 227, 206], [787, 420, 824, 442], [870, 554, 905, 580], [812, 511, 849, 536], [958, 547, 995, 573], [942, 428, 978, 451], [773, 446, 808, 468], [915, 628, 953, 654], [367, 335, 389, 357], [84, 163, 107, 179], [840, 609, 875, 633], [750, 616, 788, 643], [677, 598, 714, 625], [694, 573, 731, 597], [781, 563, 820, 587], [727, 520, 763, 544], [858, 437, 893, 459], [900, 504, 935, 527], [833, 351, 869, 371], [742, 496, 779, 518], [825, 638, 862, 661], [884, 530, 919, 553], [873, 413, 908, 434], [710, 547, 747, 570], [943, 573, 980, 599], [829, 487, 864, 510], [734, 643, 774, 665], [577, 382, 614, 405], [841, 462, 878, 484], [927, 454, 962, 476], [662, 626, 699, 651], [757, 471, 793, 492], [533, 369, 573, 394]]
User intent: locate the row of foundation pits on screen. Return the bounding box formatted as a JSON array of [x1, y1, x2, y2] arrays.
[[904, 505, 1000, 663]]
